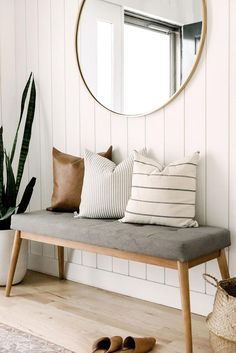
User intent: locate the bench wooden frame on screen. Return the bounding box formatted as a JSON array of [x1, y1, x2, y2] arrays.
[[6, 230, 230, 353]]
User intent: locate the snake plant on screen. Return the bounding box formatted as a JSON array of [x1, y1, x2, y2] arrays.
[[0, 73, 36, 230]]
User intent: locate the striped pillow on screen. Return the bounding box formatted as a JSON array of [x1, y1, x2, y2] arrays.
[[120, 151, 200, 228], [79, 149, 146, 218]]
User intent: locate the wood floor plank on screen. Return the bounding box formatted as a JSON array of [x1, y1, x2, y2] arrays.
[[0, 271, 212, 353]]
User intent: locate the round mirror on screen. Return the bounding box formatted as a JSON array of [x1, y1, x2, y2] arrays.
[[76, 0, 206, 116]]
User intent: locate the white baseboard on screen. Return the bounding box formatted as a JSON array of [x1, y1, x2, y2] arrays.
[[28, 253, 214, 316]]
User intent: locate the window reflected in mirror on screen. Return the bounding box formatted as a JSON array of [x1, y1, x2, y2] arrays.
[[124, 15, 171, 114], [77, 0, 206, 116]]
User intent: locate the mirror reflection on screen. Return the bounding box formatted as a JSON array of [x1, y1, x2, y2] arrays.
[[77, 0, 205, 116]]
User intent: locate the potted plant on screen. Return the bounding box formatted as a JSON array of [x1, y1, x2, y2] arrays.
[[0, 73, 36, 285]]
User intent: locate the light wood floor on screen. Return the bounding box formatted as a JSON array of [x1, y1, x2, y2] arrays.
[[0, 271, 212, 353]]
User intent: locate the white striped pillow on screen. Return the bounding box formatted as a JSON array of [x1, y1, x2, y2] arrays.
[[79, 149, 146, 218], [120, 151, 200, 228]]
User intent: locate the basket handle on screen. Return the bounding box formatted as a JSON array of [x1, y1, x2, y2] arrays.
[[203, 273, 219, 288]]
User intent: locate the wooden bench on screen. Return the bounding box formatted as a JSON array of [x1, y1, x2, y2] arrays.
[[6, 210, 231, 353]]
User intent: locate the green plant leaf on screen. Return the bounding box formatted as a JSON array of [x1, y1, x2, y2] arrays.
[[17, 177, 36, 214], [0, 74, 36, 222], [10, 73, 32, 164], [16, 78, 36, 195], [5, 151, 17, 209], [0, 127, 4, 211], [0, 186, 7, 218], [0, 206, 16, 221]]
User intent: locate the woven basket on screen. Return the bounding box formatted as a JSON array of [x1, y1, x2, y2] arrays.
[[204, 274, 236, 343], [209, 331, 236, 353]]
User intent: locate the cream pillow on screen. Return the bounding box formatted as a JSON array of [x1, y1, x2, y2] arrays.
[[120, 151, 199, 227], [79, 149, 146, 218]]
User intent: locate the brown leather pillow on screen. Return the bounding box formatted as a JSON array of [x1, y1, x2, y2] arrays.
[[48, 146, 112, 212]]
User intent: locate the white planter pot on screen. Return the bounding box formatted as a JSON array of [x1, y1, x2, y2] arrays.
[[0, 230, 28, 286]]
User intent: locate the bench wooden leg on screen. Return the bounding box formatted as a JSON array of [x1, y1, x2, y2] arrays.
[[178, 261, 193, 353], [5, 231, 22, 297], [217, 249, 230, 280], [57, 246, 64, 280]]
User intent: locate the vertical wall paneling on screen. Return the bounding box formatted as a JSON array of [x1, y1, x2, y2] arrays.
[[164, 93, 185, 164], [14, 0, 30, 212], [26, 0, 41, 212], [65, 0, 81, 156], [205, 0, 229, 295], [14, 0, 27, 116], [0, 0, 22, 216], [95, 102, 111, 151], [1, 0, 234, 315], [0, 0, 16, 149], [229, 0, 236, 276], [127, 116, 146, 153], [110, 113, 128, 163], [79, 83, 96, 153], [145, 110, 165, 163], [38, 0, 53, 210], [0, 0, 16, 126], [51, 0, 66, 151], [13, 0, 33, 255], [205, 0, 229, 228], [79, 0, 95, 158]]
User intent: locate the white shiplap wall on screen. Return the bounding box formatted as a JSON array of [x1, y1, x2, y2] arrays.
[[0, 0, 235, 315]]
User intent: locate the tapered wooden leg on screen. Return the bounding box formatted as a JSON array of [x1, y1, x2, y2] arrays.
[[217, 249, 230, 279], [178, 261, 193, 353], [5, 231, 22, 297], [57, 246, 64, 280]]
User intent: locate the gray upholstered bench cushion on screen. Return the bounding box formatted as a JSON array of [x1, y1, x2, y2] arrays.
[[11, 210, 230, 262]]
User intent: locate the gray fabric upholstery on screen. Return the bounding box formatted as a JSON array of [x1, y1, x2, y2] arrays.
[[11, 210, 230, 262]]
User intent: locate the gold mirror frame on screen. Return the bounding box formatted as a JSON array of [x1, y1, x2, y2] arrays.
[[75, 0, 207, 117]]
